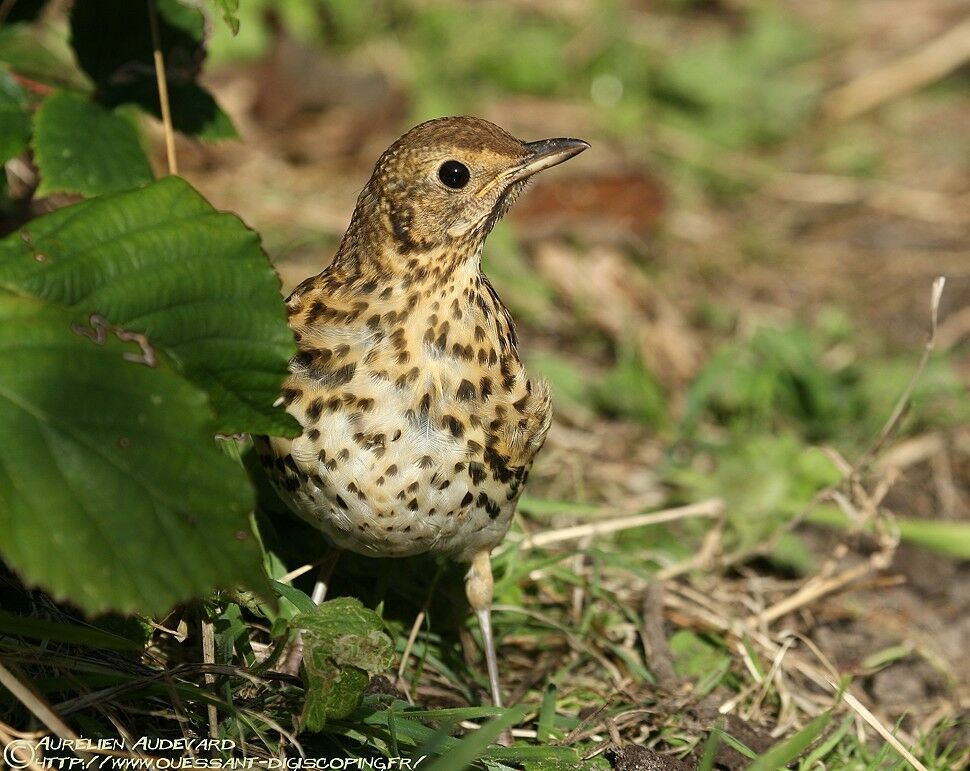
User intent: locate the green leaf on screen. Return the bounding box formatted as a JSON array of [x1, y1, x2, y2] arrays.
[[422, 705, 529, 771], [271, 580, 318, 615], [207, 0, 241, 36], [808, 505, 970, 560], [0, 68, 31, 164], [0, 177, 299, 436], [70, 0, 236, 140], [744, 711, 831, 771], [0, 609, 144, 651], [669, 630, 731, 682], [295, 597, 395, 730], [33, 91, 153, 197], [0, 288, 269, 615], [0, 22, 91, 92]]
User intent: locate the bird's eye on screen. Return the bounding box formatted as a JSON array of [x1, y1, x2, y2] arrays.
[[438, 160, 470, 189]]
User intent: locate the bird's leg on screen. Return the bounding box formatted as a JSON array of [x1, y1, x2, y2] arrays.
[[466, 549, 502, 708]]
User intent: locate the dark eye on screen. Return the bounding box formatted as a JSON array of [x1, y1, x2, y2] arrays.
[[438, 160, 470, 189]]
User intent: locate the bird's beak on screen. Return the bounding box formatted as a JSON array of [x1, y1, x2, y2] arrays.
[[511, 137, 590, 181]]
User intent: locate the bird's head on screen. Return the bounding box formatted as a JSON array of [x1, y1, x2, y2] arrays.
[[351, 116, 588, 260]]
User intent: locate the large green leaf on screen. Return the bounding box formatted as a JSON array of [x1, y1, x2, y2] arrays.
[[295, 598, 395, 731], [0, 68, 31, 164], [33, 91, 154, 197], [0, 22, 91, 92], [0, 288, 269, 614], [70, 0, 236, 140], [0, 177, 299, 436]]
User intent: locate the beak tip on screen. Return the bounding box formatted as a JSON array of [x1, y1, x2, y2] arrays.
[[517, 137, 590, 179]]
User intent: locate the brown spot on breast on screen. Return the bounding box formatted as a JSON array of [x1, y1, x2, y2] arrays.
[[306, 398, 324, 421], [456, 379, 476, 401], [332, 362, 356, 385], [443, 415, 464, 437]]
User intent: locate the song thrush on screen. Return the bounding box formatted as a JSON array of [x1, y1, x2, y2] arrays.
[[257, 116, 588, 705]]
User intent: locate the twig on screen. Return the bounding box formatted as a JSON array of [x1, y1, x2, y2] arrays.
[[396, 609, 424, 704], [0, 723, 44, 771], [838, 681, 927, 771], [397, 564, 442, 703], [0, 661, 86, 758], [763, 173, 970, 226], [200, 616, 219, 742], [517, 498, 725, 550], [147, 0, 178, 175], [826, 19, 970, 120], [665, 589, 930, 770], [639, 582, 676, 686], [656, 512, 724, 580], [858, 277, 945, 467], [747, 561, 875, 627], [278, 562, 316, 584]]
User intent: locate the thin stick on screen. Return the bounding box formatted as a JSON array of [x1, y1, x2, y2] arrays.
[[396, 608, 425, 703], [831, 677, 928, 771], [748, 561, 873, 627], [826, 19, 970, 120], [147, 0, 178, 175], [278, 562, 316, 584], [201, 615, 219, 742], [396, 564, 444, 701], [859, 277, 945, 466], [518, 498, 725, 550], [0, 661, 85, 760]]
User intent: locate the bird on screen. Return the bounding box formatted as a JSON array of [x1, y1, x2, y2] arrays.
[[256, 116, 588, 706]]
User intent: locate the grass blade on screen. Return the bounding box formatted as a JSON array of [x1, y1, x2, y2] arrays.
[[746, 712, 832, 771]]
